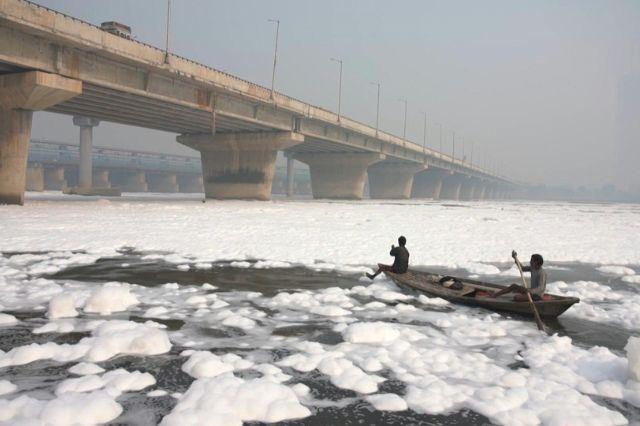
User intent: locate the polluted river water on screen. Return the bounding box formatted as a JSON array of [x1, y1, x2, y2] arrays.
[[0, 196, 639, 425]]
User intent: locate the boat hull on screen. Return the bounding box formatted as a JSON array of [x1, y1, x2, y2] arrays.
[[382, 267, 579, 319]]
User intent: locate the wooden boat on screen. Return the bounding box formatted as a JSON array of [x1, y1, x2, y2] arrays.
[[381, 265, 579, 318]]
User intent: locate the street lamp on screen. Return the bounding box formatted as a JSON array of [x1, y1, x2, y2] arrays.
[[437, 123, 443, 158], [164, 0, 171, 63], [330, 58, 343, 121], [452, 131, 456, 163], [398, 98, 407, 144], [268, 19, 280, 100], [370, 82, 381, 136], [422, 112, 427, 154]]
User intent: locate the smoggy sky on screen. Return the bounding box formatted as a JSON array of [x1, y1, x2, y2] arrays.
[[30, 0, 640, 187]]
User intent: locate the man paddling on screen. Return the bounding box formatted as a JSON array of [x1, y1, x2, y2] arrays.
[[490, 251, 547, 301], [366, 236, 409, 280]]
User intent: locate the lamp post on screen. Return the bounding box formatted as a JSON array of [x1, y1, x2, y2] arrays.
[[330, 58, 343, 121], [422, 112, 427, 154], [164, 0, 171, 63], [370, 82, 381, 136], [268, 19, 280, 100], [398, 98, 407, 145], [452, 131, 456, 164], [437, 123, 443, 158]]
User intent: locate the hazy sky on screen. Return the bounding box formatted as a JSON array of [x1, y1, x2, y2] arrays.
[[31, 0, 640, 187]]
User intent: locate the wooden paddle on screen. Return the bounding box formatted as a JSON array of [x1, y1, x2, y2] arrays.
[[513, 251, 546, 332]]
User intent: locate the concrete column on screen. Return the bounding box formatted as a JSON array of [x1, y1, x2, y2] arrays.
[[93, 169, 111, 188], [286, 156, 295, 197], [295, 152, 385, 200], [117, 171, 148, 192], [475, 184, 487, 200], [0, 72, 81, 204], [44, 166, 67, 190], [72, 116, 100, 188], [459, 179, 477, 201], [411, 168, 452, 199], [440, 173, 465, 200], [26, 164, 44, 192], [148, 173, 179, 193], [367, 162, 426, 199], [178, 131, 303, 200], [177, 174, 203, 193]]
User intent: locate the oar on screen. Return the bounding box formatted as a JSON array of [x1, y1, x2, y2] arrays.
[[513, 252, 546, 332]]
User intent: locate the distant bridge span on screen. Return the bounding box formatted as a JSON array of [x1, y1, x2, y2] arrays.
[[0, 0, 516, 204]]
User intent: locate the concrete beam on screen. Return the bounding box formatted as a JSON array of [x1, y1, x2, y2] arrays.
[[411, 168, 452, 200], [295, 152, 385, 200], [0, 71, 81, 204], [177, 131, 303, 200], [368, 162, 426, 199]]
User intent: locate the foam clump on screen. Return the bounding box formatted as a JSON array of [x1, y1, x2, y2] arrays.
[[0, 391, 122, 425], [0, 379, 17, 396], [160, 376, 310, 425], [626, 337, 640, 382], [69, 362, 105, 376], [182, 351, 252, 379], [84, 320, 171, 362], [56, 368, 155, 397], [0, 313, 18, 325], [47, 292, 79, 319], [365, 393, 408, 411], [0, 320, 170, 368], [343, 322, 401, 345], [596, 265, 636, 276], [84, 282, 139, 315]]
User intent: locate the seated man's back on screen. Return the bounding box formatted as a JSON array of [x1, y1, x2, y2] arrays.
[[390, 245, 409, 274]]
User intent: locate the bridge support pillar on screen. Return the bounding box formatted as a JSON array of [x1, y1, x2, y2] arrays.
[[44, 166, 67, 190], [73, 116, 100, 189], [411, 168, 452, 199], [26, 164, 44, 192], [295, 153, 385, 200], [440, 173, 465, 200], [367, 162, 426, 199], [177, 131, 304, 200], [148, 173, 179, 193], [0, 71, 81, 204], [475, 184, 487, 200], [118, 171, 148, 192], [93, 169, 111, 188], [459, 179, 477, 201], [286, 156, 295, 198], [177, 174, 203, 193]]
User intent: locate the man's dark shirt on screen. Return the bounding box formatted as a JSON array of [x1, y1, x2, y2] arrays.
[[390, 246, 409, 273]]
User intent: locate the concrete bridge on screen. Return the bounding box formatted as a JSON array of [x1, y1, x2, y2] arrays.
[[26, 139, 203, 194], [0, 0, 516, 205]]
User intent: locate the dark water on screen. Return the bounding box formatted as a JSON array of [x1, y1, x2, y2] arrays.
[[2, 250, 639, 425]]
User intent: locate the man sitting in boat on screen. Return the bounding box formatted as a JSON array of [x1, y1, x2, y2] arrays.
[[490, 251, 547, 301], [366, 236, 409, 280]]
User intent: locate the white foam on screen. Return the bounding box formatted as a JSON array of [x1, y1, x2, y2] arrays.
[[622, 275, 640, 284], [0, 379, 17, 396], [47, 292, 79, 318], [160, 376, 310, 425], [0, 313, 18, 325], [84, 282, 139, 315], [69, 362, 105, 376], [597, 265, 636, 276], [0, 391, 122, 425], [181, 351, 252, 379], [626, 337, 640, 382], [365, 393, 408, 411]]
